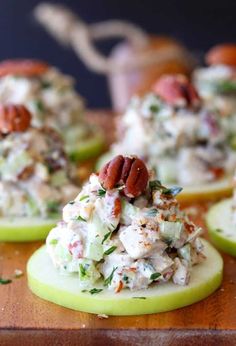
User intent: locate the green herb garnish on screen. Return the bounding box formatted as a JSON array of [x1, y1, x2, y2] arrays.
[[41, 80, 52, 89], [149, 180, 182, 197], [0, 277, 12, 285], [79, 195, 89, 202], [79, 264, 87, 278], [162, 186, 183, 196], [104, 246, 117, 256], [89, 288, 103, 295], [215, 80, 236, 94], [150, 272, 161, 281], [146, 208, 158, 217], [150, 104, 159, 113], [47, 201, 60, 214], [76, 215, 87, 222], [215, 228, 223, 233], [132, 296, 146, 299], [49, 239, 58, 245], [69, 201, 75, 205], [149, 180, 163, 191], [34, 99, 45, 112], [102, 231, 112, 244], [104, 267, 118, 287], [123, 274, 129, 284], [98, 188, 106, 197]]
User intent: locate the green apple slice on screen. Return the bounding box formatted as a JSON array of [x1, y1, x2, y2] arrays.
[[67, 133, 105, 162], [64, 124, 105, 162], [0, 217, 58, 242], [177, 177, 232, 203], [27, 239, 223, 315], [206, 198, 236, 256]]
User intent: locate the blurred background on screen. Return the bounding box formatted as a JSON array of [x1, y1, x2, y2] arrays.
[[0, 0, 235, 108]]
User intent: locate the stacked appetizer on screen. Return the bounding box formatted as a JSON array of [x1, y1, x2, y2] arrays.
[[0, 104, 79, 241], [27, 155, 223, 315], [194, 43, 236, 117], [193, 44, 236, 152], [0, 59, 104, 161], [98, 74, 236, 201], [206, 170, 236, 256]]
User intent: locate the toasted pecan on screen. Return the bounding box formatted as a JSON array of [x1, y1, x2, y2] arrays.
[[0, 104, 31, 134], [206, 44, 236, 66], [0, 59, 49, 77], [153, 74, 200, 108], [99, 155, 149, 198]]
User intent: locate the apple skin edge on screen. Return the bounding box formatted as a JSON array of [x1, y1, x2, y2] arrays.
[[206, 198, 236, 257], [27, 239, 223, 316], [0, 218, 58, 242]]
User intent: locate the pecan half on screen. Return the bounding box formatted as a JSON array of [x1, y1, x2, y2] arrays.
[[0, 104, 32, 134], [99, 155, 149, 198], [206, 44, 236, 66], [153, 74, 200, 108], [0, 59, 49, 77]]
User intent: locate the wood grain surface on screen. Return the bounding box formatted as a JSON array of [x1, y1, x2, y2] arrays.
[[0, 112, 236, 346]]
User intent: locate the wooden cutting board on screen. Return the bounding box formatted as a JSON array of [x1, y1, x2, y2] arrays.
[[0, 112, 236, 346]]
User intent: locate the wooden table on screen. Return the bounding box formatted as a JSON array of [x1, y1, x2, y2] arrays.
[[0, 112, 236, 345]]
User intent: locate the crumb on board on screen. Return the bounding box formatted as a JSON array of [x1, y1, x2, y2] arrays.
[[14, 269, 23, 278]]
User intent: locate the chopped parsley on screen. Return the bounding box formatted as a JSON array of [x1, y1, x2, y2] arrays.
[[79, 264, 87, 278], [149, 180, 182, 197], [162, 186, 183, 197], [149, 180, 164, 191], [215, 228, 223, 233], [98, 188, 106, 197], [79, 195, 89, 202], [41, 80, 52, 89], [215, 80, 236, 94], [146, 208, 158, 217], [76, 215, 87, 222], [89, 288, 103, 295], [104, 267, 118, 287], [102, 231, 112, 244], [150, 272, 161, 281], [0, 277, 12, 285], [34, 99, 45, 113], [47, 201, 60, 215], [150, 104, 159, 113], [49, 239, 58, 245], [123, 274, 129, 284], [104, 246, 117, 256]]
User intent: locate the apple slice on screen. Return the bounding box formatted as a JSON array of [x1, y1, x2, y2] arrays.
[[65, 129, 105, 162], [176, 177, 232, 203], [0, 217, 57, 242], [27, 239, 223, 316], [206, 198, 236, 256]]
